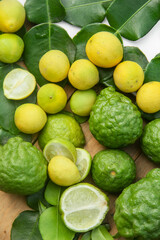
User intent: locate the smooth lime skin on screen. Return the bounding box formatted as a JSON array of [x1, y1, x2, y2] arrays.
[[89, 87, 143, 148], [38, 113, 85, 150], [141, 119, 160, 163], [114, 168, 160, 240], [92, 150, 136, 193], [70, 89, 97, 116], [0, 137, 47, 195], [0, 33, 24, 63]]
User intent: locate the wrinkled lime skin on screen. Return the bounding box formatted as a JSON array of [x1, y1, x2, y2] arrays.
[[89, 87, 143, 148], [92, 150, 136, 193], [141, 119, 160, 163], [114, 168, 160, 240], [0, 137, 47, 195], [38, 113, 85, 150]]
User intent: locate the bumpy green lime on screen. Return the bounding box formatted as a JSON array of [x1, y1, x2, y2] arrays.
[[114, 168, 160, 240], [141, 119, 160, 163], [89, 87, 143, 148], [0, 137, 47, 195], [38, 113, 85, 150], [92, 150, 136, 193]]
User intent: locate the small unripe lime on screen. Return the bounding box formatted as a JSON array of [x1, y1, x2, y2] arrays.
[[39, 50, 70, 82], [68, 59, 99, 90], [70, 89, 97, 116], [14, 103, 47, 134], [37, 83, 67, 114], [0, 0, 25, 33], [86, 31, 123, 68], [0, 33, 24, 63]]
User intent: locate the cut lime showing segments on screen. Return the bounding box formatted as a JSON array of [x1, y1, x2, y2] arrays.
[[3, 68, 36, 100], [76, 148, 92, 181], [43, 138, 77, 163], [60, 183, 109, 232]]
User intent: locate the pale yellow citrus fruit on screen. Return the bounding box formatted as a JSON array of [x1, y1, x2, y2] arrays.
[[0, 0, 25, 33], [37, 83, 67, 114], [136, 81, 160, 113], [14, 103, 47, 134], [39, 50, 70, 82], [113, 61, 144, 93], [48, 156, 81, 186], [68, 59, 99, 90], [86, 31, 123, 68], [3, 68, 36, 100], [0, 33, 24, 63]]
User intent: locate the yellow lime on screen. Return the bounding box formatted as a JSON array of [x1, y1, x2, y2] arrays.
[[68, 59, 99, 90], [14, 103, 47, 134], [113, 61, 144, 93], [136, 81, 160, 113], [86, 31, 123, 68], [59, 183, 109, 232], [48, 156, 81, 186], [37, 83, 67, 114], [3, 68, 36, 100], [43, 138, 77, 163], [39, 50, 70, 82], [76, 148, 92, 181], [0, 0, 25, 33], [0, 33, 24, 63]]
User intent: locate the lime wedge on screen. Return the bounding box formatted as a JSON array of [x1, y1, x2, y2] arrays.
[[60, 183, 109, 232], [43, 138, 77, 163], [76, 148, 92, 181], [3, 68, 36, 100]]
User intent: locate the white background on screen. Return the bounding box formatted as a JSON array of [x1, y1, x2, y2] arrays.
[[19, 0, 160, 62]]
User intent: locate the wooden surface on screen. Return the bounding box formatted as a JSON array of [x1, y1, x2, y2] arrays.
[[0, 85, 157, 240]]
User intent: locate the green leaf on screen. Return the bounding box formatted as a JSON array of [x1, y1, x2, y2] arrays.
[[44, 181, 62, 206], [106, 0, 160, 40], [140, 108, 160, 121], [0, 62, 37, 134], [144, 54, 160, 83], [81, 232, 91, 240], [91, 225, 113, 240], [123, 46, 148, 70], [39, 206, 75, 240], [0, 127, 32, 145], [61, 0, 111, 27], [73, 23, 122, 87], [25, 0, 65, 24], [11, 211, 42, 240], [24, 23, 76, 86]]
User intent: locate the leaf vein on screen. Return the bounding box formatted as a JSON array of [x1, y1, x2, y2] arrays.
[[65, 0, 111, 10]]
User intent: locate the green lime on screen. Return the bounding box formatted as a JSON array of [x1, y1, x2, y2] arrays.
[[91, 149, 136, 193], [38, 113, 85, 150], [0, 33, 24, 63], [43, 138, 77, 163], [76, 148, 92, 181], [59, 183, 109, 232]]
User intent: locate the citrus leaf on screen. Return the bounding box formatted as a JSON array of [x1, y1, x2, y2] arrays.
[[81, 232, 91, 240], [44, 181, 62, 206], [61, 0, 111, 27], [25, 0, 65, 24], [144, 54, 160, 83], [0, 62, 37, 134], [106, 0, 160, 40], [11, 211, 42, 240], [91, 225, 113, 240], [24, 23, 76, 86], [39, 206, 75, 240]]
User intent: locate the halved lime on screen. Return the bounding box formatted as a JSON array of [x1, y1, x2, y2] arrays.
[[59, 183, 109, 232], [3, 68, 36, 100], [76, 148, 92, 181], [43, 138, 77, 163]]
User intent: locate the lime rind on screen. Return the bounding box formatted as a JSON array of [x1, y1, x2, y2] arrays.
[[3, 68, 36, 100], [76, 148, 92, 181], [59, 183, 109, 232], [43, 138, 77, 163]]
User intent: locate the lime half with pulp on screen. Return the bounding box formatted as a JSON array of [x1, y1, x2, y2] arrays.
[[76, 148, 92, 181], [43, 138, 77, 163], [60, 183, 109, 232]]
